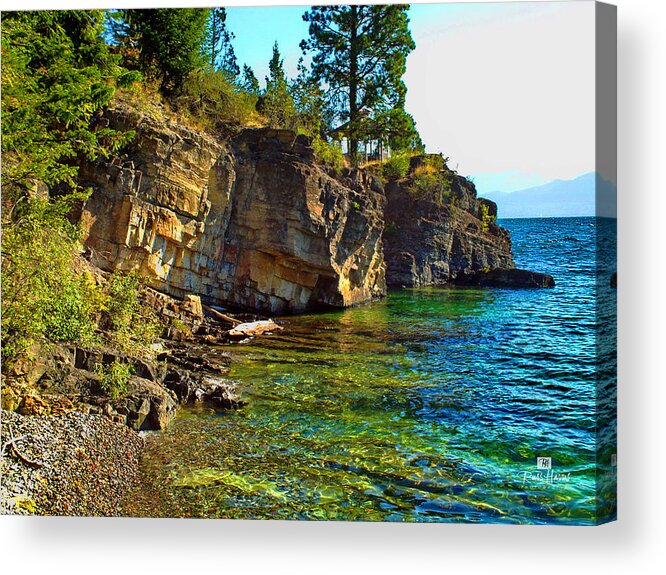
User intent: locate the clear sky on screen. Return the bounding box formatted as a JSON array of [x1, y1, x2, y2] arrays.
[[223, 1, 596, 195]]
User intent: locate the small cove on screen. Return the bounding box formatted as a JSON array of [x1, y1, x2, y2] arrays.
[[122, 217, 616, 524]]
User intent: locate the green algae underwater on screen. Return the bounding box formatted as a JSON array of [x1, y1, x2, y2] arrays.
[[122, 218, 617, 524]]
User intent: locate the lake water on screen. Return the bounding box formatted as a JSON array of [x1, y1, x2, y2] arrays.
[[123, 217, 617, 524]]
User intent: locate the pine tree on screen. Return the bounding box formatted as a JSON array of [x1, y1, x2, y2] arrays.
[[260, 43, 295, 129], [241, 65, 261, 96], [301, 5, 417, 163], [1, 10, 137, 199], [290, 58, 329, 138], [204, 8, 239, 78]]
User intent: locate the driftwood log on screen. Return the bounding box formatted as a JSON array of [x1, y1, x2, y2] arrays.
[[202, 305, 242, 326]]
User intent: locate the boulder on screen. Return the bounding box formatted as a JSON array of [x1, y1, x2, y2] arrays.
[[190, 376, 243, 410], [1, 386, 23, 412], [19, 394, 51, 416], [110, 377, 179, 431], [182, 294, 203, 319]]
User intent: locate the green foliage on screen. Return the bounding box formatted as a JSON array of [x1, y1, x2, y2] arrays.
[[259, 43, 296, 129], [241, 65, 261, 96], [301, 5, 417, 162], [290, 58, 332, 138], [176, 70, 260, 129], [382, 153, 412, 181], [104, 271, 161, 356], [312, 137, 345, 172], [480, 203, 496, 232], [1, 196, 101, 365], [118, 8, 209, 94], [202, 8, 238, 77], [1, 206, 162, 368], [361, 108, 424, 154], [106, 271, 141, 332], [409, 163, 452, 205], [96, 359, 133, 400], [1, 10, 136, 200], [0, 10, 160, 370]]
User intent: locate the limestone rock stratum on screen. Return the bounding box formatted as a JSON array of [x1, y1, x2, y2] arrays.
[[79, 102, 385, 314]]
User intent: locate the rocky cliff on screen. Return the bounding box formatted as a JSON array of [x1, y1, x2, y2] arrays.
[[78, 102, 542, 316], [79, 102, 385, 314], [383, 157, 515, 287]]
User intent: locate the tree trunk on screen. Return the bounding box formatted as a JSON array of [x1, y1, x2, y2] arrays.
[[348, 5, 359, 165]]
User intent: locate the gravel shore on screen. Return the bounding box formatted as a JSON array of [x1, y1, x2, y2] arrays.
[[1, 409, 143, 516]]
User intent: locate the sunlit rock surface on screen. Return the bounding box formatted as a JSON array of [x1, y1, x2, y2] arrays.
[[79, 102, 385, 314], [79, 104, 530, 314]]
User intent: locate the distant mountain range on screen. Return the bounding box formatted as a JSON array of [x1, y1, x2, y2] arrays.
[[482, 172, 616, 218]]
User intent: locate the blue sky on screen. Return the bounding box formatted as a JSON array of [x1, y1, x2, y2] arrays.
[[225, 3, 517, 81], [225, 5, 309, 82], [225, 2, 595, 195]]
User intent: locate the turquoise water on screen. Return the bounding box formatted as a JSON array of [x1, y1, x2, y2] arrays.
[[125, 217, 617, 524]]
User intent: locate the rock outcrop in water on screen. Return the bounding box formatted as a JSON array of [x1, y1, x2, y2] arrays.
[[79, 102, 385, 315], [383, 156, 513, 287], [382, 157, 554, 289]]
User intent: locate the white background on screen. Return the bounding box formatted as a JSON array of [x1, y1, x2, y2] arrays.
[[1, 1, 664, 573]]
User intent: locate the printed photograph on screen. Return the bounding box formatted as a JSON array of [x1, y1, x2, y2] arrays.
[[1, 1, 616, 524]]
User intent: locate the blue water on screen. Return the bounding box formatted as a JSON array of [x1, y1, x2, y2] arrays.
[[126, 217, 617, 524]]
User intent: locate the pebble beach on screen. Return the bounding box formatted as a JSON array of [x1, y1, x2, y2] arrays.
[[1, 410, 143, 516]]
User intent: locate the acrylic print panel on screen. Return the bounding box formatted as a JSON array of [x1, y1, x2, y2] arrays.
[[0, 1, 616, 524]]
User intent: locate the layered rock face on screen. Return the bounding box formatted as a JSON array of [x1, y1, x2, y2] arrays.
[[383, 160, 515, 287], [79, 103, 385, 314], [79, 103, 533, 313]]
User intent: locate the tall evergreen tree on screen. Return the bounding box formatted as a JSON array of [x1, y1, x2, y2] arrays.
[[260, 43, 295, 129], [203, 8, 239, 78], [119, 8, 209, 93], [301, 5, 416, 163]]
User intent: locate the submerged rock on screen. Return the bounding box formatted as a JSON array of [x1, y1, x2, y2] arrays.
[[463, 268, 556, 288], [190, 376, 243, 409]]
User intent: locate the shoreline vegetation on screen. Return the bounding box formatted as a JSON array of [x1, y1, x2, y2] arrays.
[[1, 8, 554, 517]]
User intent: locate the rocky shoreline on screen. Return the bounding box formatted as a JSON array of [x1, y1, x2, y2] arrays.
[[0, 290, 276, 516], [1, 275, 559, 516]]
